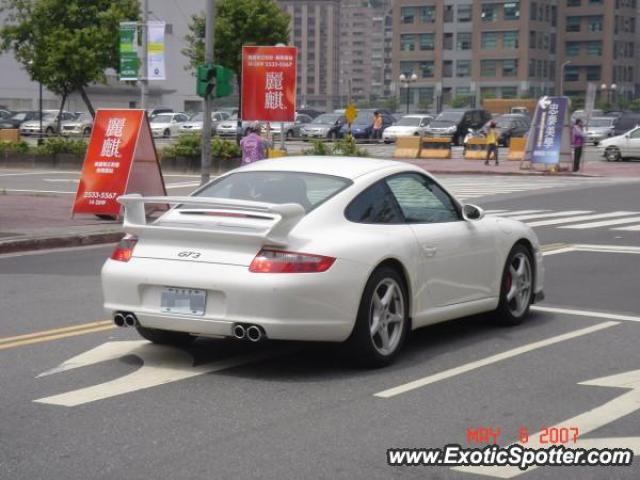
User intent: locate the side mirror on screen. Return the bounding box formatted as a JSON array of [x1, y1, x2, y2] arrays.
[[462, 204, 485, 221]]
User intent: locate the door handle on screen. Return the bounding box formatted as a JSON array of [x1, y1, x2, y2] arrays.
[[422, 245, 437, 257]]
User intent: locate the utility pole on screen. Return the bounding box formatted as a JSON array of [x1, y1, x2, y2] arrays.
[[140, 0, 149, 110], [201, 0, 215, 185]]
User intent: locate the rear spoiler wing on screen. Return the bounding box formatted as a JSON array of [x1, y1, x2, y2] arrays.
[[117, 194, 306, 246]]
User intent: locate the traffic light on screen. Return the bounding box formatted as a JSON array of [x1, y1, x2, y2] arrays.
[[196, 64, 234, 99], [196, 64, 215, 98]]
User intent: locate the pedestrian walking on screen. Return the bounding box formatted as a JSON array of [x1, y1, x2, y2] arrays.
[[484, 121, 499, 166], [240, 123, 270, 165], [571, 119, 586, 172], [371, 111, 383, 141]]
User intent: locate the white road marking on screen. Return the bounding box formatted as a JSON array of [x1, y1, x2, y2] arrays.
[[373, 321, 618, 399], [454, 369, 640, 478], [488, 210, 548, 217], [0, 189, 75, 194], [572, 243, 640, 255], [509, 210, 592, 221], [532, 305, 640, 323], [527, 211, 638, 227], [43, 178, 79, 183], [34, 340, 292, 407], [560, 215, 640, 229], [0, 171, 79, 177], [612, 224, 640, 231]]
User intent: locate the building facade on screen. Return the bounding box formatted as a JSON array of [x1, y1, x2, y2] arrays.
[[392, 0, 639, 111]]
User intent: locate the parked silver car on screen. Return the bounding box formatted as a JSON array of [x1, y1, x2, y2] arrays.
[[19, 111, 76, 136], [179, 111, 230, 136], [585, 117, 616, 145], [60, 113, 94, 137], [268, 113, 313, 139]]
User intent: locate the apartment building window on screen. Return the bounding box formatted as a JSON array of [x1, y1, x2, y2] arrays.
[[481, 60, 497, 76], [457, 32, 472, 50], [586, 66, 601, 81], [550, 33, 556, 53], [481, 4, 499, 22], [420, 61, 435, 77], [566, 42, 580, 56], [564, 65, 579, 81], [587, 16, 603, 31], [566, 16, 581, 32], [444, 5, 454, 22], [502, 59, 518, 77], [567, 0, 581, 6], [417, 88, 434, 105], [401, 7, 416, 23], [443, 33, 453, 50], [530, 2, 537, 21], [443, 61, 453, 77], [551, 6, 557, 26], [504, 2, 520, 20], [503, 31, 519, 48], [528, 59, 535, 78], [481, 87, 498, 98], [457, 5, 472, 22], [501, 87, 518, 98], [420, 6, 436, 23], [481, 32, 498, 49], [589, 0, 603, 4], [586, 41, 602, 56], [529, 31, 536, 49], [401, 34, 415, 52], [419, 33, 435, 50], [400, 61, 419, 75], [456, 60, 471, 77]]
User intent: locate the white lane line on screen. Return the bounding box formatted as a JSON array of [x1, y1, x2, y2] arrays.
[[0, 189, 75, 194], [0, 171, 79, 177], [532, 305, 640, 323], [560, 215, 640, 229], [373, 321, 619, 399], [510, 210, 592, 221], [612, 224, 640, 231], [43, 178, 79, 183], [527, 211, 638, 227], [573, 243, 640, 254]]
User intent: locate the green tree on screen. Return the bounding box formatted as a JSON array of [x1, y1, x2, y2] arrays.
[[0, 0, 139, 121], [451, 96, 471, 108], [629, 98, 640, 113], [381, 96, 399, 112], [182, 0, 290, 86]]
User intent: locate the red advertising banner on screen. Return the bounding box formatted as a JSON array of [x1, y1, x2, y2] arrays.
[[72, 109, 166, 216], [241, 46, 297, 122]]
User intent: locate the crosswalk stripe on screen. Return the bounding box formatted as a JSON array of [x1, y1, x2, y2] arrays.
[[559, 216, 640, 229], [526, 211, 639, 227], [510, 210, 592, 221], [611, 224, 640, 231], [488, 210, 548, 217]]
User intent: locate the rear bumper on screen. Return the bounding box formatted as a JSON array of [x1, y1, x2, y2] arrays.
[[102, 257, 368, 342]]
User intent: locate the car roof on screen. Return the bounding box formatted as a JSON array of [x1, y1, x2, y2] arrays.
[[402, 114, 432, 118], [234, 156, 414, 180]]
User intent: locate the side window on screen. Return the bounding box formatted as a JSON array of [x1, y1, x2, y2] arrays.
[[345, 181, 404, 224], [386, 173, 460, 224], [629, 128, 640, 139]]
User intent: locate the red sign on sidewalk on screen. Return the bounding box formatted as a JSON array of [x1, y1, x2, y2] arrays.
[[72, 109, 166, 217], [241, 46, 297, 122]]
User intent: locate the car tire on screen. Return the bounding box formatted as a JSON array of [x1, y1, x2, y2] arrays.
[[605, 147, 621, 162], [286, 130, 294, 139], [135, 325, 196, 347], [346, 266, 409, 368], [45, 126, 54, 136], [494, 244, 534, 326], [593, 141, 599, 146], [163, 129, 171, 138]]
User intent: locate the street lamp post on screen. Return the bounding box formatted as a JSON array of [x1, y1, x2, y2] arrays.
[[560, 60, 571, 96], [600, 83, 617, 109], [399, 73, 418, 114]]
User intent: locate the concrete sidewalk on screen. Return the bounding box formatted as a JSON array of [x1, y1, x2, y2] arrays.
[[1, 156, 640, 254], [0, 195, 123, 253]]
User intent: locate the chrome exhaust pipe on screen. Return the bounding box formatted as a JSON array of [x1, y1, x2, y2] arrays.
[[113, 313, 126, 327], [232, 324, 246, 340], [124, 313, 137, 327], [246, 325, 263, 342]]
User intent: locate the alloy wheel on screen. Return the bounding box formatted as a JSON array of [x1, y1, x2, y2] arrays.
[[369, 278, 405, 356], [504, 252, 532, 318]]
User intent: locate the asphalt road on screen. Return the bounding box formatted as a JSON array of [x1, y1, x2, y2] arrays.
[[1, 180, 639, 479]]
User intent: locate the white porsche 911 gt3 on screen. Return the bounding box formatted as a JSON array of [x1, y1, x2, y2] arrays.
[[102, 156, 544, 366]]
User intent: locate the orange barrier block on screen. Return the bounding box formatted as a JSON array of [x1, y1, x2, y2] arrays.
[[419, 137, 451, 159], [464, 138, 489, 160], [393, 136, 422, 158], [267, 148, 287, 158], [508, 137, 526, 161], [0, 129, 20, 142]]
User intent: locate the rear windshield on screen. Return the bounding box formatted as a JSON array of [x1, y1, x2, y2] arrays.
[[193, 171, 352, 213]]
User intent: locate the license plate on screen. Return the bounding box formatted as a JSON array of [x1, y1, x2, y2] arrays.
[[160, 287, 206, 316]]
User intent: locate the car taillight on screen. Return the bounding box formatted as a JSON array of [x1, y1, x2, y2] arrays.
[[249, 249, 335, 273], [110, 235, 138, 262]]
